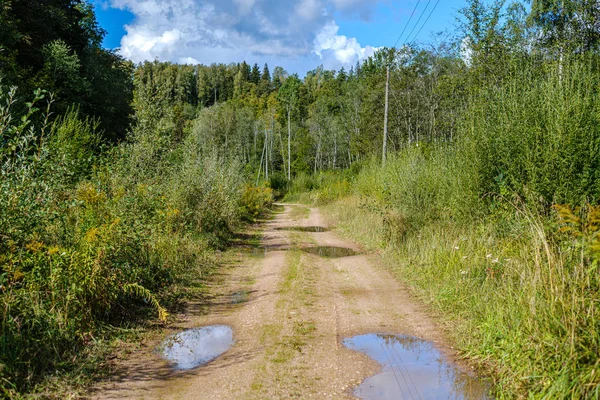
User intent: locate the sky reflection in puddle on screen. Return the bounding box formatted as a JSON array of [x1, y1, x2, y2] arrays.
[[343, 334, 491, 400], [161, 325, 233, 370]]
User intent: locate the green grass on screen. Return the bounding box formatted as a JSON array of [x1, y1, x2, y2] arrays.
[[300, 59, 600, 397], [252, 240, 320, 395], [320, 191, 600, 398]]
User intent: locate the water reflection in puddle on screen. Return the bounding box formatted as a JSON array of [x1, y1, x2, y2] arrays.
[[302, 246, 359, 258], [251, 247, 268, 257], [275, 226, 330, 232], [161, 325, 233, 370], [343, 334, 491, 400], [230, 290, 249, 304], [272, 204, 285, 213]]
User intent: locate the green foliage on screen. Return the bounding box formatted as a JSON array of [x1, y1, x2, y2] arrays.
[[49, 107, 102, 183], [0, 79, 264, 395], [460, 56, 600, 205], [240, 184, 274, 221], [286, 170, 355, 205], [0, 0, 133, 140], [42, 40, 84, 92], [529, 0, 600, 52]]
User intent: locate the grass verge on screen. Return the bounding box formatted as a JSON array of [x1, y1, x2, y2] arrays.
[[320, 195, 599, 398]]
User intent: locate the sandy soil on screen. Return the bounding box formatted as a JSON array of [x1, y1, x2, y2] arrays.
[[90, 204, 477, 399]]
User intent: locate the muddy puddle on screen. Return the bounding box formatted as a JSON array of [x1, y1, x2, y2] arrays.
[[343, 334, 491, 400], [275, 226, 330, 232], [230, 290, 250, 304], [303, 246, 359, 258], [250, 247, 268, 257], [272, 204, 285, 213], [161, 325, 233, 370]]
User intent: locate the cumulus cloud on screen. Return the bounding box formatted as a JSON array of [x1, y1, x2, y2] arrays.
[[103, 0, 380, 72], [313, 21, 377, 69]]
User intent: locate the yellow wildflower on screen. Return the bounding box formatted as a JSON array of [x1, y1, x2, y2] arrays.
[[25, 241, 44, 253], [85, 227, 100, 242]]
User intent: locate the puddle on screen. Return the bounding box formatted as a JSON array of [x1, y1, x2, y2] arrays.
[[251, 247, 268, 257], [343, 334, 491, 400], [275, 226, 330, 232], [302, 246, 359, 258], [230, 290, 249, 304], [272, 204, 285, 213], [161, 325, 233, 370]]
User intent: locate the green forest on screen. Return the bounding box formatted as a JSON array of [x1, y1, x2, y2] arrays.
[[2, 0, 600, 398]]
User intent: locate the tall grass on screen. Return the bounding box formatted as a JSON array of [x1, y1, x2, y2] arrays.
[[308, 56, 600, 398], [0, 84, 272, 396]]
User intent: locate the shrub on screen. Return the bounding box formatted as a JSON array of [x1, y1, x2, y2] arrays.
[[459, 56, 600, 206], [240, 184, 274, 221], [0, 82, 256, 395]]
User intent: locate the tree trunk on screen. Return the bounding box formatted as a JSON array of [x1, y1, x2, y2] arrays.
[[264, 129, 269, 181], [333, 134, 337, 169]]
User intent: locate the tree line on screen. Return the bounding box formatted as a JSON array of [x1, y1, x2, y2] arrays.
[[128, 0, 600, 198]]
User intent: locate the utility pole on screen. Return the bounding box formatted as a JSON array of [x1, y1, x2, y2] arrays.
[[288, 107, 291, 181], [265, 128, 269, 181], [382, 65, 389, 166]]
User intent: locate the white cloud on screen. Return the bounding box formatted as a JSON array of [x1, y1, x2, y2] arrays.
[[105, 0, 381, 73], [295, 0, 325, 21], [179, 56, 200, 65], [313, 21, 377, 69]]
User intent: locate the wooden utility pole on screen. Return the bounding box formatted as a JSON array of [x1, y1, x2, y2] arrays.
[[287, 107, 291, 181], [382, 65, 390, 166], [264, 128, 269, 181]]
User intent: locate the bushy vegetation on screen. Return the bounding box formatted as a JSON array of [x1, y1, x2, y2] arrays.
[[294, 53, 600, 397], [0, 75, 272, 395], [0, 0, 133, 140]]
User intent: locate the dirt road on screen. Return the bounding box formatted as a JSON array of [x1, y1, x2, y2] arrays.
[[93, 204, 478, 399]]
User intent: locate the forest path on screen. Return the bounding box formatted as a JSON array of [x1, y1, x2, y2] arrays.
[[92, 204, 473, 399]]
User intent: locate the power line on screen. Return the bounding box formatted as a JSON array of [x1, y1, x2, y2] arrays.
[[393, 0, 422, 49], [402, 0, 433, 47], [408, 0, 442, 44]]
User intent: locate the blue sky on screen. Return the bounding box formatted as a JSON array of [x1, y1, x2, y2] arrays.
[[92, 0, 466, 74]]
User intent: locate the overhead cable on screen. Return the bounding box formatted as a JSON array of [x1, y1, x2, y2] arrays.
[[393, 0, 422, 48], [402, 0, 433, 47], [408, 0, 442, 44]]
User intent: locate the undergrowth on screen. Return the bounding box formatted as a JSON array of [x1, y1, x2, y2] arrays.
[[0, 84, 272, 397], [291, 57, 600, 399]]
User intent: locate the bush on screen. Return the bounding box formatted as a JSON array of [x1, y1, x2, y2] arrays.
[[0, 82, 257, 395], [459, 56, 600, 206], [240, 184, 274, 221], [269, 172, 288, 199]]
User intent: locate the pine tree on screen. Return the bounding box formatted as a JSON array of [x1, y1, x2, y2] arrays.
[[261, 63, 271, 83], [241, 61, 251, 81], [251, 63, 261, 84]]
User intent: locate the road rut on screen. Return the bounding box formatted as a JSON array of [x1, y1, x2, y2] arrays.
[[92, 204, 476, 399]]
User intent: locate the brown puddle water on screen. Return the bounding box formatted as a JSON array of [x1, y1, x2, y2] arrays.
[[274, 226, 330, 232], [302, 246, 359, 258], [343, 334, 491, 400], [160, 325, 233, 370]]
